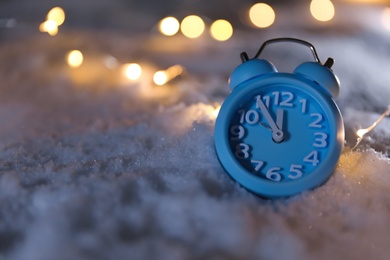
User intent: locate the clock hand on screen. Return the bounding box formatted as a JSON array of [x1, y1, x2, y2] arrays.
[[259, 122, 271, 131], [257, 98, 285, 143], [276, 109, 284, 131]]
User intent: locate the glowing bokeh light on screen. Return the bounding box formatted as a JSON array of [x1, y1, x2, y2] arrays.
[[123, 63, 142, 80], [310, 0, 335, 22], [356, 128, 369, 138], [104, 55, 118, 69], [153, 65, 184, 85], [212, 105, 221, 119], [382, 8, 390, 30], [249, 3, 275, 28], [352, 106, 390, 150], [66, 50, 83, 68], [180, 15, 205, 39], [210, 19, 233, 41], [153, 71, 168, 85], [39, 20, 58, 36], [47, 7, 65, 26], [345, 0, 388, 4], [159, 16, 180, 36]]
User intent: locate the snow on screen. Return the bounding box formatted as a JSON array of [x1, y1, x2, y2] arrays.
[[1, 3, 390, 260]]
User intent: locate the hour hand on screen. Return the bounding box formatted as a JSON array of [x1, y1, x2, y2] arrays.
[[257, 98, 284, 143]]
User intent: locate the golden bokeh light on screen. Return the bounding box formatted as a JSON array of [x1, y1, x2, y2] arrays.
[[180, 15, 205, 39], [249, 3, 275, 28], [382, 7, 390, 30], [310, 0, 335, 22], [153, 65, 184, 85], [356, 128, 369, 138], [159, 16, 180, 36], [66, 50, 83, 68], [212, 105, 221, 119], [123, 63, 142, 80], [47, 7, 65, 26], [39, 20, 58, 36], [345, 0, 389, 4], [210, 19, 233, 41], [153, 71, 168, 85]]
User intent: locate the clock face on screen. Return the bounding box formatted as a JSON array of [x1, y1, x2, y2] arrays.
[[215, 75, 344, 198], [228, 84, 330, 182]]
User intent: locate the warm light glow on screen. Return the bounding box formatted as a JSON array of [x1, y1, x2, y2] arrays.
[[249, 3, 275, 28], [47, 7, 65, 26], [345, 0, 389, 4], [310, 0, 335, 22], [153, 65, 184, 85], [66, 50, 83, 68], [39, 20, 58, 36], [353, 106, 390, 149], [104, 55, 118, 69], [210, 20, 233, 41], [356, 128, 369, 138], [212, 105, 221, 119], [153, 71, 168, 85], [180, 15, 205, 39], [382, 8, 390, 30], [159, 16, 180, 36], [123, 63, 142, 80]]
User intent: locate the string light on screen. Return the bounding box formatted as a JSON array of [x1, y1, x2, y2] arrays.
[[353, 106, 390, 149], [153, 65, 184, 85], [346, 0, 389, 3], [39, 20, 58, 36], [123, 63, 142, 80], [39, 6, 65, 36], [66, 50, 83, 68], [210, 20, 233, 41], [159, 16, 180, 36], [47, 7, 65, 26], [103, 55, 119, 69], [180, 15, 205, 39], [249, 3, 275, 28], [212, 105, 221, 119], [310, 0, 335, 22]]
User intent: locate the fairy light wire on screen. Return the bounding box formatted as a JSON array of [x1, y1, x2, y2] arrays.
[[352, 106, 390, 150]]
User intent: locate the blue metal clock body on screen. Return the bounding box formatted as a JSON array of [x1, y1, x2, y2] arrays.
[[215, 38, 344, 198]]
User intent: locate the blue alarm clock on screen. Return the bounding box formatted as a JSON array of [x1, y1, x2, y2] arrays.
[[215, 38, 344, 198]]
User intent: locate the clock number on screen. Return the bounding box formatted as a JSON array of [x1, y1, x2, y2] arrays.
[[266, 167, 282, 182], [263, 96, 270, 108], [313, 132, 328, 148], [288, 164, 303, 179], [269, 92, 294, 107], [272, 92, 280, 106], [309, 113, 323, 128], [245, 110, 260, 124], [251, 160, 264, 172], [255, 95, 270, 109], [303, 151, 320, 166], [299, 99, 307, 114], [237, 109, 260, 125], [230, 125, 245, 140], [279, 92, 294, 107], [234, 143, 250, 159]]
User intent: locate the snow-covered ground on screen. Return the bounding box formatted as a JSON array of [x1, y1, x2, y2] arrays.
[[1, 2, 390, 260]]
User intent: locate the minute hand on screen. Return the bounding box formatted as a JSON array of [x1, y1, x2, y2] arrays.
[[257, 98, 285, 143]]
